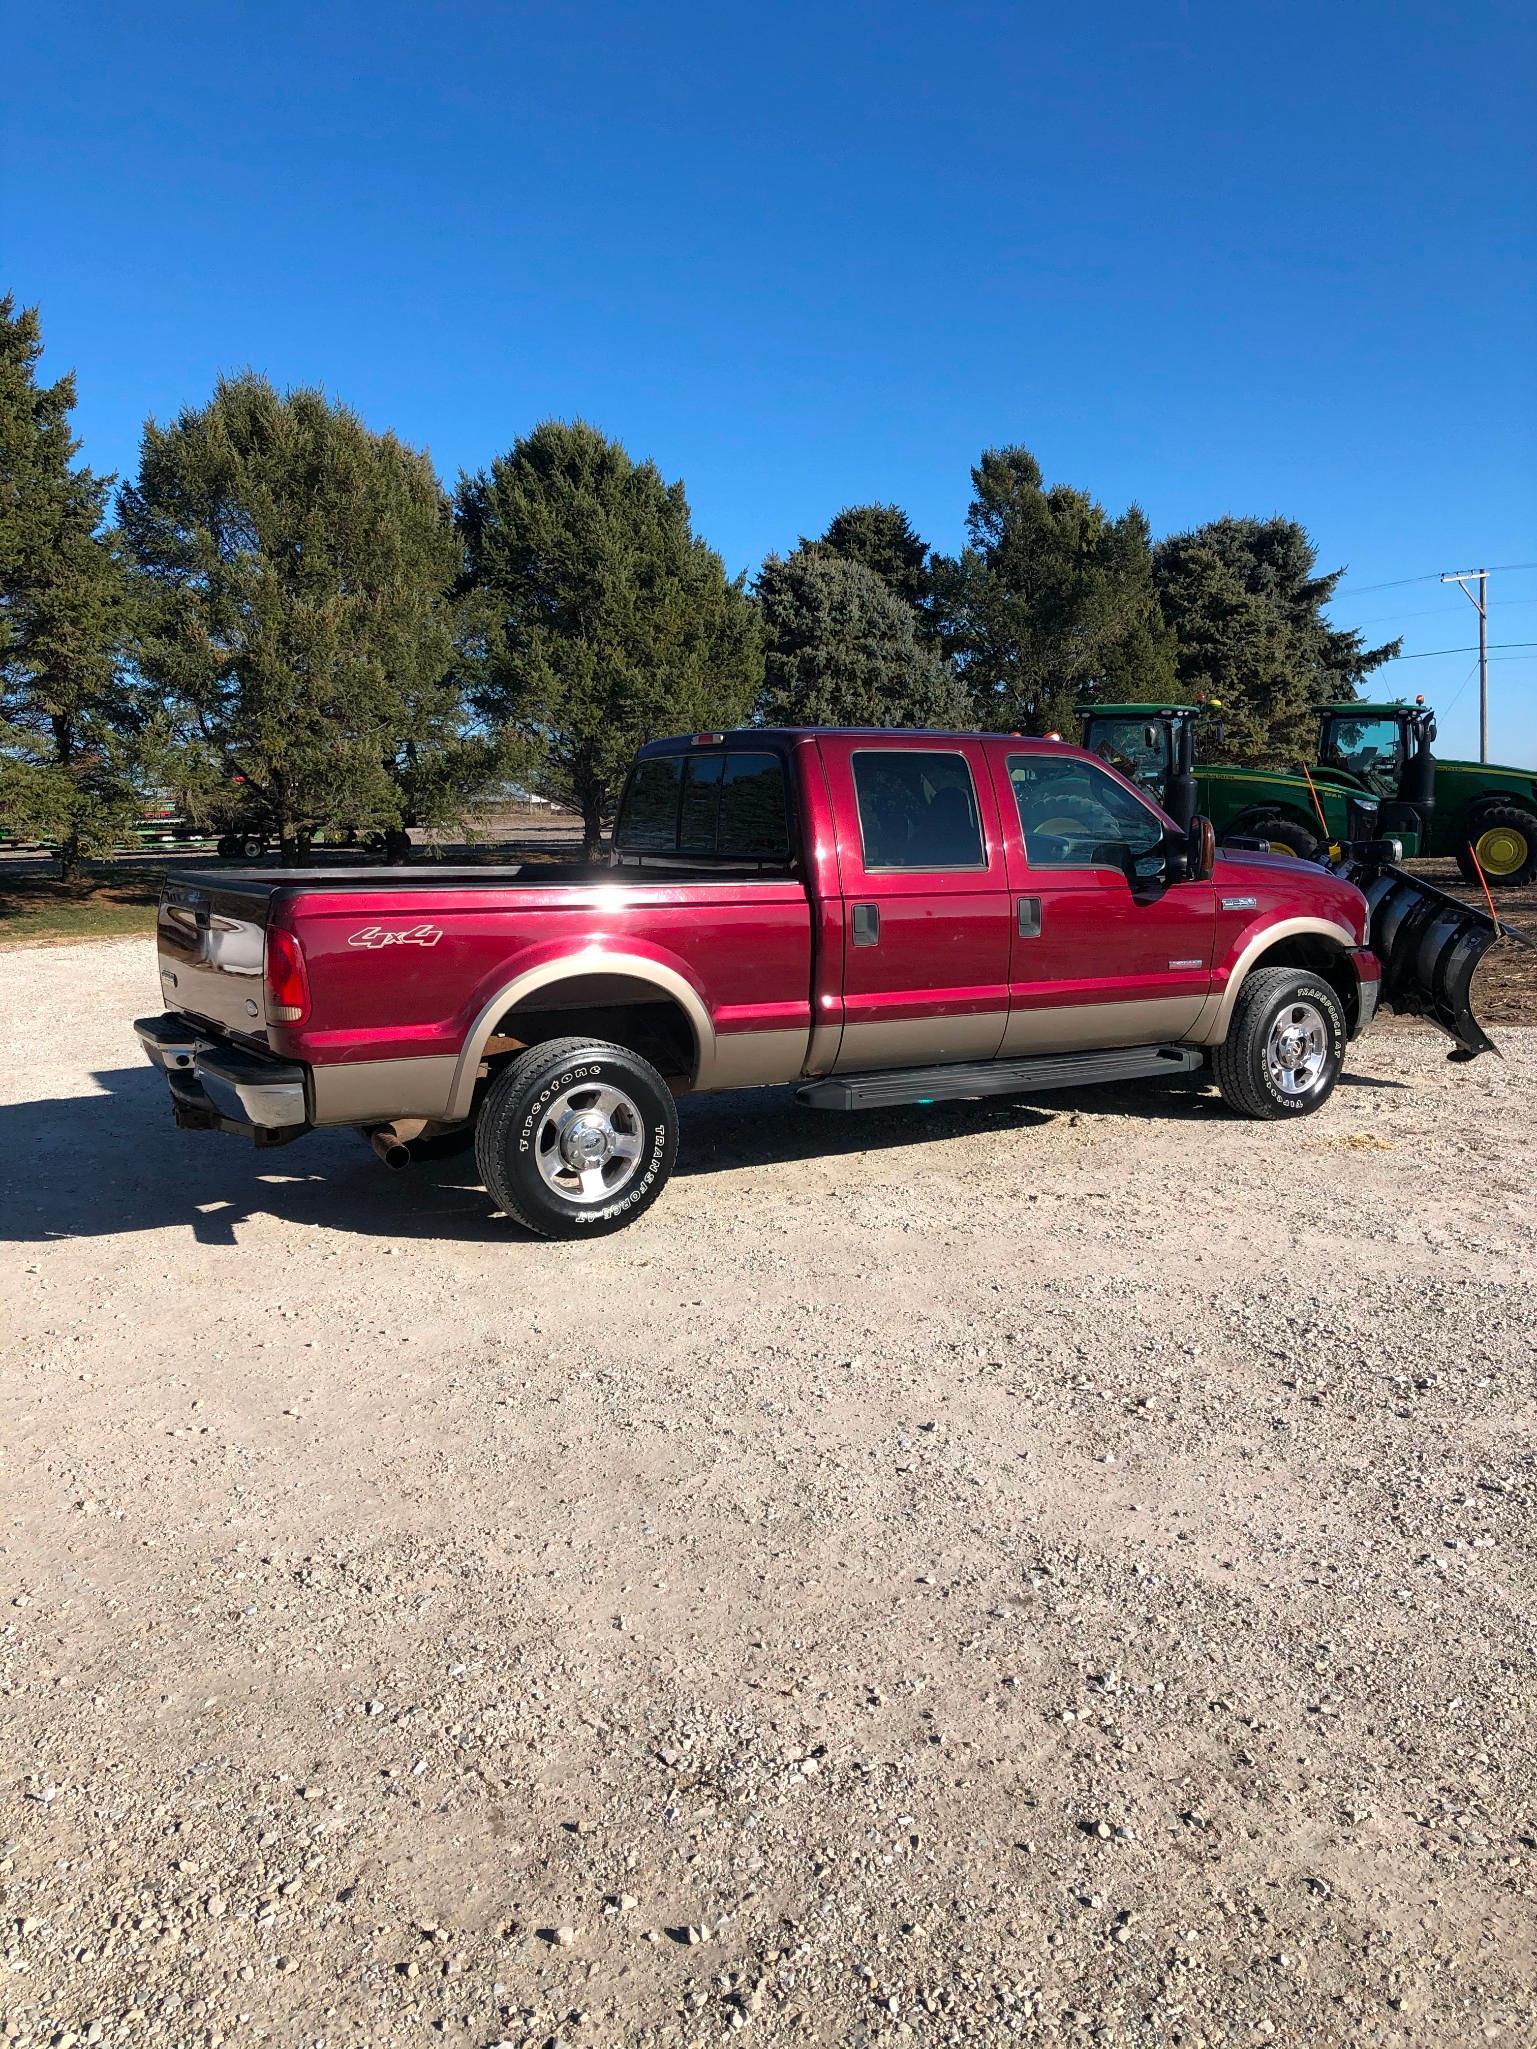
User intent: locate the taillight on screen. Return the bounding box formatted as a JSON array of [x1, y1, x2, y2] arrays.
[[264, 926, 310, 1024]]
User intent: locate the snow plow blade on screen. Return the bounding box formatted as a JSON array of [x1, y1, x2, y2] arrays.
[[1330, 856, 1531, 1061]]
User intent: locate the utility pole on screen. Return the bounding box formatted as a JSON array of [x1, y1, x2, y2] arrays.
[[1440, 568, 1489, 760]]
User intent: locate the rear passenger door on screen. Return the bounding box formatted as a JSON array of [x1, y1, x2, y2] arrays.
[[818, 738, 1012, 1072]]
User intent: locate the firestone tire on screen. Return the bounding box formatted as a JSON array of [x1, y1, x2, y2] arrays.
[[1455, 805, 1537, 887], [1212, 967, 1346, 1121], [473, 1037, 679, 1240]]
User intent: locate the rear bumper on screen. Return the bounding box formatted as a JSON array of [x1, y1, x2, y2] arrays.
[[135, 1013, 310, 1143]]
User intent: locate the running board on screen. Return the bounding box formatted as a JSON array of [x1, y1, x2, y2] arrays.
[[795, 1043, 1204, 1112]]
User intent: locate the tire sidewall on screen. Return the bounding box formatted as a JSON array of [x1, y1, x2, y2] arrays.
[[1248, 976, 1345, 1116], [496, 1045, 677, 1237]]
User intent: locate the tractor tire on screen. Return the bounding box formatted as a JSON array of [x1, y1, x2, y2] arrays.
[[474, 1036, 678, 1239], [1224, 814, 1320, 860], [1212, 967, 1346, 1121], [1455, 806, 1537, 887]]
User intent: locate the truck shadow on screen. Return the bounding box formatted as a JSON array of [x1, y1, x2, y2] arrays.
[[0, 1065, 1231, 1248]]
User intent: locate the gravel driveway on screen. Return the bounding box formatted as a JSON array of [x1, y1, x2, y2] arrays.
[[3, 940, 1534, 2048]]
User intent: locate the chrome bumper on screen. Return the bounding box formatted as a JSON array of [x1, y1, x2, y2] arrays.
[[135, 1014, 309, 1138]]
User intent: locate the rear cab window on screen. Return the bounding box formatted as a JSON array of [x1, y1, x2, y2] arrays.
[[615, 748, 793, 864]]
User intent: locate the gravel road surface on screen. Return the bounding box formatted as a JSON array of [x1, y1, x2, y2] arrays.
[[3, 940, 1534, 2049]]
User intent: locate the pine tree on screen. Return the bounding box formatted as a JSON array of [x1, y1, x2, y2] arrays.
[[459, 421, 762, 856], [119, 373, 503, 862], [1152, 518, 1400, 763], [0, 296, 137, 880], [933, 446, 1176, 734], [806, 503, 934, 621], [757, 549, 967, 728]]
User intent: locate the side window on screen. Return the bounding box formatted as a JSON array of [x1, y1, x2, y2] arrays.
[[615, 758, 682, 851], [1008, 755, 1166, 875], [1323, 717, 1404, 788], [852, 750, 985, 870]]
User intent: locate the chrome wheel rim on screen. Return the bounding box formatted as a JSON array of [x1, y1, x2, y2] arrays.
[[534, 1082, 646, 1204], [1266, 1001, 1330, 1097]]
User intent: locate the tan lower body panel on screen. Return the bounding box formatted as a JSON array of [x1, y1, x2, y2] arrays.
[[1000, 995, 1206, 1057], [311, 1055, 459, 1126], [833, 1011, 1008, 1073], [699, 1026, 811, 1091]]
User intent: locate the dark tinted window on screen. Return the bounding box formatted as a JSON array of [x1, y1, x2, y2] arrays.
[[616, 758, 682, 850], [678, 754, 724, 853], [852, 751, 984, 870], [1008, 755, 1165, 874], [719, 753, 790, 857], [616, 749, 791, 859]]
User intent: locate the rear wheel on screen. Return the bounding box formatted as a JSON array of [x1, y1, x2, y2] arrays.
[[1224, 814, 1319, 860], [1456, 806, 1537, 887], [1213, 967, 1346, 1120], [473, 1037, 678, 1239]]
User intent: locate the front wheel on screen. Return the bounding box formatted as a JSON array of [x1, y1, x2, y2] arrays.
[[474, 1037, 679, 1238], [1212, 967, 1346, 1120]]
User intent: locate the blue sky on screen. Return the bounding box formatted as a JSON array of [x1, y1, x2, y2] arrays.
[[5, 1, 1534, 758]]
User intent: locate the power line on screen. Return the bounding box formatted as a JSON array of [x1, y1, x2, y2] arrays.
[[1335, 560, 1537, 596], [1385, 641, 1536, 661]]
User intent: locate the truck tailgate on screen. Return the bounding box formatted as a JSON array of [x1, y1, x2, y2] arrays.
[[156, 875, 280, 1039]]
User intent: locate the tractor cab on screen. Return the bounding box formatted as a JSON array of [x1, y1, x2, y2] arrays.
[[1078, 704, 1201, 827], [1077, 706, 1177, 798], [1317, 700, 1438, 840], [1317, 702, 1435, 800]]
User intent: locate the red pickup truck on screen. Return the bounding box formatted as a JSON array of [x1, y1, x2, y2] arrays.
[[135, 727, 1499, 1239]]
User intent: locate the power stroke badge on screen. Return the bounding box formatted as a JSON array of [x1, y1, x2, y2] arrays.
[[347, 923, 444, 949]]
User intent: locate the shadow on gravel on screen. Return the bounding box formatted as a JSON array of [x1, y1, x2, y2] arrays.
[[1, 1064, 1232, 1247]]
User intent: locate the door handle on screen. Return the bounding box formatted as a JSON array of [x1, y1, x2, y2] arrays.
[[852, 902, 880, 946], [1017, 895, 1042, 938]]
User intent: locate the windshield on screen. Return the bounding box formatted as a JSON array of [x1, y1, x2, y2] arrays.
[[1084, 717, 1172, 799], [1320, 714, 1405, 794]]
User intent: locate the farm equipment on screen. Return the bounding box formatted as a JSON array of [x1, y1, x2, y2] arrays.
[[1079, 698, 1537, 884], [1077, 701, 1528, 1059]]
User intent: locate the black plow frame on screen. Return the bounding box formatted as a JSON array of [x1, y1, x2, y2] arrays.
[[1329, 853, 1532, 1061]]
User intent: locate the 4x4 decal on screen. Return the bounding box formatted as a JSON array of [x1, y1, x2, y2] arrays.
[[347, 923, 443, 949]]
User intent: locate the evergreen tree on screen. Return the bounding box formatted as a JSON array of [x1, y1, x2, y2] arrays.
[[0, 296, 137, 880], [933, 446, 1176, 734], [1152, 518, 1400, 763], [757, 548, 967, 728], [119, 373, 502, 862], [459, 421, 762, 855], [806, 503, 934, 621]]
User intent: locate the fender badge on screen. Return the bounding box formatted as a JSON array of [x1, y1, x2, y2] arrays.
[[347, 923, 443, 949], [1221, 895, 1259, 910]]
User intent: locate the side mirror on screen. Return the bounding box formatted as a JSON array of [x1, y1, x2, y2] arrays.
[[1162, 814, 1216, 882], [1189, 813, 1216, 881]]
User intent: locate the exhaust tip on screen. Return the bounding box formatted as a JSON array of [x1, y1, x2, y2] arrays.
[[370, 1130, 413, 1170]]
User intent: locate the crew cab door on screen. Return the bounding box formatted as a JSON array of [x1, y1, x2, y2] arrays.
[[818, 736, 1011, 1071], [991, 745, 1214, 1051]]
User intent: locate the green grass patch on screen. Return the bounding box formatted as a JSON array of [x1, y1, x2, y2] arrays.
[[0, 872, 163, 946]]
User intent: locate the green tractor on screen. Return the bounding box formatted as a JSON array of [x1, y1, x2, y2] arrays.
[[1078, 699, 1537, 886]]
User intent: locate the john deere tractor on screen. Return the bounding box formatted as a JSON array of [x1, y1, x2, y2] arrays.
[[1079, 699, 1537, 886]]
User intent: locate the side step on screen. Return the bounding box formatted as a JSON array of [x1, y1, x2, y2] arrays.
[[795, 1043, 1205, 1112]]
